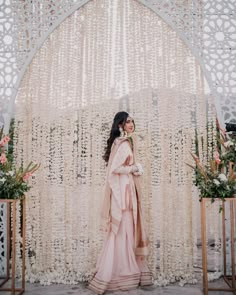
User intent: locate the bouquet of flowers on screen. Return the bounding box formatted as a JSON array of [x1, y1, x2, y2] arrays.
[[0, 127, 40, 199], [188, 130, 236, 203], [218, 135, 236, 168], [188, 151, 236, 202]]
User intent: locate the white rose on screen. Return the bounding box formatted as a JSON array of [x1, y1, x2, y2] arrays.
[[213, 179, 220, 186], [218, 173, 227, 182], [0, 177, 6, 183], [225, 141, 233, 148]]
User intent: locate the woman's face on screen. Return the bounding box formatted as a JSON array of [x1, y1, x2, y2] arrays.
[[123, 116, 135, 134]]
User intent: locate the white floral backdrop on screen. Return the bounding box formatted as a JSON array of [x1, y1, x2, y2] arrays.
[[9, 0, 222, 285]]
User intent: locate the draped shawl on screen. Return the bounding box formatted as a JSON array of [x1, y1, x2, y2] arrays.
[[100, 136, 149, 256]]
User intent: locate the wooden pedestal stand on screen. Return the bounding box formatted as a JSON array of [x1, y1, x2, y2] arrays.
[[0, 198, 26, 295], [201, 198, 236, 295]]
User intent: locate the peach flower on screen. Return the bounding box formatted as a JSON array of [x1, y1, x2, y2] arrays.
[[192, 154, 200, 164], [0, 153, 7, 164], [214, 151, 221, 165], [0, 136, 10, 147], [23, 172, 32, 182]]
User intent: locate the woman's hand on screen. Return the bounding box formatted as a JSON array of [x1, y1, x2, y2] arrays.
[[133, 163, 144, 176]]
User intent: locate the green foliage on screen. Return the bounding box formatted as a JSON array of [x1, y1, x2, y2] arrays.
[[0, 124, 40, 200], [189, 132, 236, 203], [0, 172, 31, 199], [220, 138, 236, 166], [194, 168, 235, 202]]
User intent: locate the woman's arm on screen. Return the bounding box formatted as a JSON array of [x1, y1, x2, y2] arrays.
[[110, 141, 138, 175], [113, 163, 138, 174]]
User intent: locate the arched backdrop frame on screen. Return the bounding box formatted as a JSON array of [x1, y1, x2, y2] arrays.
[[0, 0, 231, 284], [8, 0, 219, 286]]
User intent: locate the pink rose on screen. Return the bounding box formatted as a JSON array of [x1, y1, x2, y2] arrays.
[[0, 136, 10, 147], [214, 151, 221, 165], [0, 153, 7, 164], [23, 172, 32, 182]]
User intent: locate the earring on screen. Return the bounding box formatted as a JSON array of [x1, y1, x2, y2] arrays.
[[119, 127, 124, 137]]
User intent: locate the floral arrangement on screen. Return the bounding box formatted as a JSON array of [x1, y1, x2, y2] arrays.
[[188, 133, 236, 203], [0, 127, 40, 199], [219, 136, 236, 167]]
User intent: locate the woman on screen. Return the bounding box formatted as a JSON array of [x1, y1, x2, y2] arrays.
[[88, 111, 152, 294]]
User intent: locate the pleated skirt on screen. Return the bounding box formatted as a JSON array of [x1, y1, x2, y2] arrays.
[[88, 210, 152, 294]]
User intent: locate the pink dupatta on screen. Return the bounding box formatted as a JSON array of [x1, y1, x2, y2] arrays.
[[100, 137, 149, 256]]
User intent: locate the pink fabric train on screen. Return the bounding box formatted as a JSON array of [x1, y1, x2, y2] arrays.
[[88, 137, 152, 294]]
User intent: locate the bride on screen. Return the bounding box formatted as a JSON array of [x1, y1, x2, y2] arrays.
[[88, 111, 152, 294]]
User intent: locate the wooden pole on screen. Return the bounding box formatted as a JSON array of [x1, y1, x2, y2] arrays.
[[222, 201, 227, 277], [0, 198, 26, 294], [11, 200, 16, 295], [201, 198, 208, 295], [22, 198, 26, 291], [230, 201, 235, 290]]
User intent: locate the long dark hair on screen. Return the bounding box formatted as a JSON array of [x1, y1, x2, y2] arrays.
[[103, 111, 129, 163]]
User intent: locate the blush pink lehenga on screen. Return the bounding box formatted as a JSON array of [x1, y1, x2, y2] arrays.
[[88, 137, 152, 294]]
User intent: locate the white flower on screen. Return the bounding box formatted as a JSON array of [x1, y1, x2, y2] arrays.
[[0, 177, 6, 183], [208, 271, 222, 282], [218, 173, 227, 182], [6, 171, 14, 176], [213, 179, 220, 186], [225, 140, 234, 148]]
